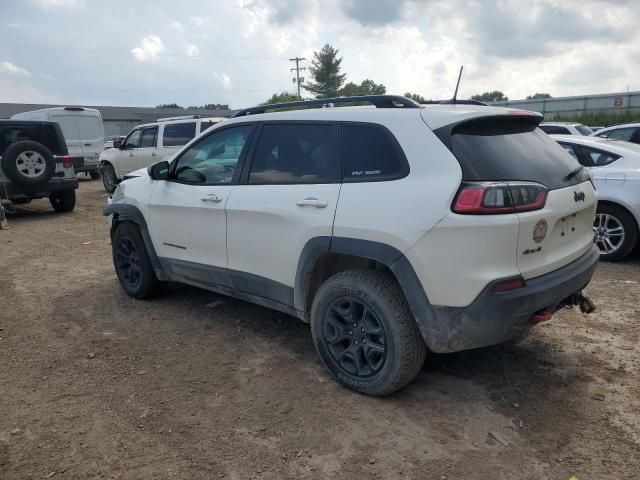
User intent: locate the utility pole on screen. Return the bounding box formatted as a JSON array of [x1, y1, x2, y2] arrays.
[[289, 57, 306, 99]]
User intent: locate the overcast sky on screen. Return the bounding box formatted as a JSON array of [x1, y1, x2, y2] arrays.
[[0, 0, 638, 108]]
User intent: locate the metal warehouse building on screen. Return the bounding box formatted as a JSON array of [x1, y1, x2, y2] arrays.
[[490, 90, 640, 119], [0, 103, 235, 136]]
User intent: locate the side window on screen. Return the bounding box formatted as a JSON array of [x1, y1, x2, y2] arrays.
[[578, 146, 620, 167], [199, 121, 218, 134], [140, 127, 158, 148], [163, 122, 196, 147], [601, 127, 636, 141], [124, 129, 142, 149], [540, 125, 569, 135], [248, 123, 337, 184], [342, 124, 408, 182], [560, 143, 581, 162], [173, 126, 252, 184]]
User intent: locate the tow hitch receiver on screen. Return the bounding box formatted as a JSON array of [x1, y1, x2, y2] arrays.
[[560, 292, 596, 314]]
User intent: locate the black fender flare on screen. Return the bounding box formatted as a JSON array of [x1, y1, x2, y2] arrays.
[[103, 203, 168, 281], [295, 236, 447, 351]]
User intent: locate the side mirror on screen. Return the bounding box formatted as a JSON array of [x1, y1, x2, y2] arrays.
[[113, 139, 121, 149], [148, 161, 169, 181]]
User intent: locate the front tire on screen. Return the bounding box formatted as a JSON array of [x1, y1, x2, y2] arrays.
[[112, 222, 163, 299], [310, 269, 426, 396], [101, 164, 118, 193], [594, 204, 638, 261], [49, 190, 76, 212]]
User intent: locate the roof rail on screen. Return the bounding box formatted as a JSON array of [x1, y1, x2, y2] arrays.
[[232, 95, 421, 118], [157, 115, 202, 122], [421, 100, 488, 106]]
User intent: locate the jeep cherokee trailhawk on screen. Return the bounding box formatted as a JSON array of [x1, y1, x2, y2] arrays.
[[104, 95, 599, 396]]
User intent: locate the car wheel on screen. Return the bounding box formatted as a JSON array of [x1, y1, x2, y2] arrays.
[[593, 204, 638, 261], [89, 169, 101, 180], [112, 222, 164, 299], [49, 190, 76, 213], [1, 141, 56, 188], [310, 269, 426, 396], [101, 164, 118, 193]]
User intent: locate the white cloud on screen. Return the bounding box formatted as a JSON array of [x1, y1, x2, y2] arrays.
[[186, 44, 199, 57], [31, 0, 83, 9], [0, 61, 31, 76], [214, 73, 233, 90], [131, 35, 165, 63]]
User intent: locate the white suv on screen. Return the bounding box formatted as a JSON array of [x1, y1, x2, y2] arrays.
[[104, 96, 599, 396], [99, 116, 225, 192]]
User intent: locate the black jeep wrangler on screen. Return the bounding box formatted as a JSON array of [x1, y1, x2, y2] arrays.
[[0, 120, 78, 213]]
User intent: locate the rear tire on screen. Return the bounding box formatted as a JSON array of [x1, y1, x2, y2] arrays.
[[112, 222, 164, 299], [101, 164, 118, 193], [594, 204, 638, 261], [310, 269, 426, 396], [49, 190, 76, 213]]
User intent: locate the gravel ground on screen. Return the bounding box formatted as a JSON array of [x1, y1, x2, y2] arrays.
[[1, 178, 638, 479]]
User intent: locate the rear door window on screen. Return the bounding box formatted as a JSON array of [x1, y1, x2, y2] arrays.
[[52, 115, 80, 141], [140, 126, 158, 148], [342, 123, 408, 182], [248, 123, 338, 184], [438, 117, 585, 190], [163, 122, 196, 147], [77, 116, 103, 140]]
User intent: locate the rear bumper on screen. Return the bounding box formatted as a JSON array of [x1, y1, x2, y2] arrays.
[[1, 177, 78, 198], [428, 245, 600, 352]]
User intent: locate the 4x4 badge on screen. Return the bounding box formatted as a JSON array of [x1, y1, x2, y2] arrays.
[[533, 220, 548, 243], [574, 191, 585, 202]]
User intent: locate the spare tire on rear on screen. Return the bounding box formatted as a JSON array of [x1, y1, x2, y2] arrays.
[[1, 141, 56, 188]]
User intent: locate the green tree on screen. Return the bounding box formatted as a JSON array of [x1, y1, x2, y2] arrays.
[[155, 103, 183, 109], [470, 91, 509, 102], [526, 93, 552, 100], [404, 92, 427, 103], [303, 44, 347, 98], [263, 92, 300, 104], [340, 79, 386, 97]]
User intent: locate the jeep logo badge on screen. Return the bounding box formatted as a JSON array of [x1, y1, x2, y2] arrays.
[[533, 220, 548, 243], [574, 191, 585, 202]]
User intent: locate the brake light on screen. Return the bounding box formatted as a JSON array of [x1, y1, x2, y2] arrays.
[[61, 155, 73, 168], [493, 277, 526, 292], [453, 182, 547, 214]]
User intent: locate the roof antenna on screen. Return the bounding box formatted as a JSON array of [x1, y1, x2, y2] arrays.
[[452, 65, 463, 104]]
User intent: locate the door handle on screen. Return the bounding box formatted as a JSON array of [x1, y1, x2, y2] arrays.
[[84, 143, 92, 147], [201, 194, 223, 203], [296, 197, 328, 208], [151, 152, 157, 157]]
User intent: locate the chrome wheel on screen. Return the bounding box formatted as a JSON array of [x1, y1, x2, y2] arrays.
[[593, 213, 625, 255], [16, 151, 46, 178]]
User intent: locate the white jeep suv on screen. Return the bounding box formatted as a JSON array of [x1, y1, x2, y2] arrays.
[[105, 96, 599, 396], [99, 116, 225, 193]]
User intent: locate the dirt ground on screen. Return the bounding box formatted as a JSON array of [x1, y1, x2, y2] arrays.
[[0, 179, 638, 480]]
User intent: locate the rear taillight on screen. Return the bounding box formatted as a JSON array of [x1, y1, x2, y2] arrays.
[[453, 182, 547, 214], [60, 155, 73, 168], [493, 277, 526, 292]]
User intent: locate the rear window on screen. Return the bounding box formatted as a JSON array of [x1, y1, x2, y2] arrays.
[[0, 124, 66, 156], [77, 116, 103, 140], [439, 117, 585, 190], [163, 122, 196, 147]]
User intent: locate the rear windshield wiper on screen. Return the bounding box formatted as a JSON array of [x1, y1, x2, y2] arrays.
[[564, 165, 583, 182]]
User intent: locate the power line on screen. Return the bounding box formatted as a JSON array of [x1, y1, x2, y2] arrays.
[[0, 44, 288, 61], [289, 57, 306, 99]]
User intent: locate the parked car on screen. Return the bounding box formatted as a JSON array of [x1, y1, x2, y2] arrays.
[[540, 122, 593, 136], [104, 95, 599, 396], [11, 107, 105, 179], [552, 134, 640, 260], [0, 120, 77, 212], [99, 116, 225, 193], [590, 122, 640, 144], [104, 135, 125, 150]]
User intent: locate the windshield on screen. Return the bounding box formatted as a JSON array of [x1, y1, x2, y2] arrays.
[[576, 125, 593, 135]]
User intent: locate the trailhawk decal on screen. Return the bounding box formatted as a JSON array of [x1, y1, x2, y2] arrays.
[[533, 220, 548, 243]]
